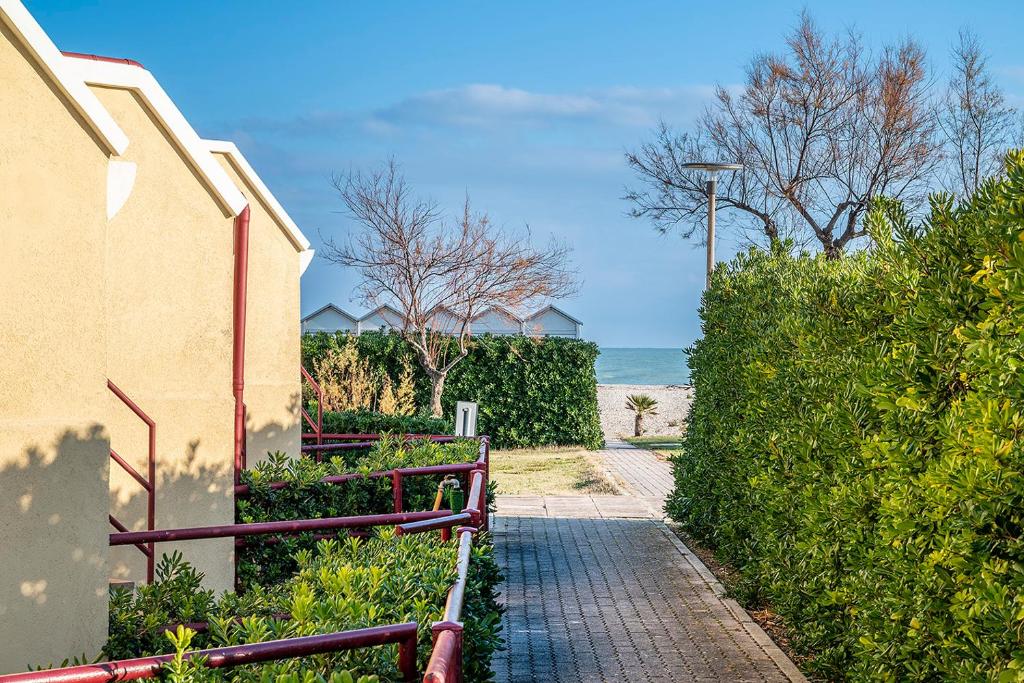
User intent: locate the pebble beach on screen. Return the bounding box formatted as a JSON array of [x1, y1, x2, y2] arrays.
[[596, 383, 693, 438]]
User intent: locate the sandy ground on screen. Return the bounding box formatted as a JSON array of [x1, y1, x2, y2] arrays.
[[597, 384, 693, 438]]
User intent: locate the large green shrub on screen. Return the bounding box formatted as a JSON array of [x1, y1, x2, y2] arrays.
[[671, 153, 1024, 680], [236, 438, 480, 588], [107, 532, 503, 683], [303, 332, 603, 449]]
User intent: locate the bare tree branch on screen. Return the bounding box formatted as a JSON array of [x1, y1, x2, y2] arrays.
[[320, 159, 579, 416], [626, 12, 940, 258]]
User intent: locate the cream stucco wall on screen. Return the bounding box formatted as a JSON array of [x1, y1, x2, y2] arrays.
[[89, 84, 236, 595], [211, 153, 302, 466], [0, 23, 111, 673]]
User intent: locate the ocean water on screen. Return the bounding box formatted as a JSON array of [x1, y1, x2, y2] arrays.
[[596, 347, 689, 385]]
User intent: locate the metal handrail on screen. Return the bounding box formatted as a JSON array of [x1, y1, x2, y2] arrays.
[[299, 366, 323, 445], [239, 436, 489, 527], [422, 527, 477, 683], [107, 379, 156, 582], [110, 510, 454, 547], [0, 623, 420, 683]]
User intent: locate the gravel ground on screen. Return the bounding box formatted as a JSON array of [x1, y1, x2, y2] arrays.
[[597, 384, 693, 438]]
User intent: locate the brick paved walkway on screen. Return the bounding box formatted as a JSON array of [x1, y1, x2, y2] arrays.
[[593, 439, 674, 513], [493, 442, 805, 682]]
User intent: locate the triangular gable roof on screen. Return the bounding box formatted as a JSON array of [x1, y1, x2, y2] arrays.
[[523, 304, 583, 325], [472, 306, 523, 323], [0, 0, 128, 155], [301, 303, 357, 324], [204, 139, 314, 273], [62, 53, 247, 216], [358, 304, 404, 323]]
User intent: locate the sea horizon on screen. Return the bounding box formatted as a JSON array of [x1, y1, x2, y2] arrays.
[[596, 347, 689, 385]]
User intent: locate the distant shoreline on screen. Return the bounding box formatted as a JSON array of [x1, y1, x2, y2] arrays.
[[596, 347, 689, 386]]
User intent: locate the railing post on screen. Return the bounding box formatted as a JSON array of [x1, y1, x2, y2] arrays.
[[392, 470, 403, 513], [427, 622, 463, 683], [398, 626, 418, 682]]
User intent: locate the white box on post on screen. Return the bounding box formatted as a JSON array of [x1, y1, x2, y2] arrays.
[[455, 401, 478, 437]]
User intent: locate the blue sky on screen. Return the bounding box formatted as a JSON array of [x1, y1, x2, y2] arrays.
[[31, 1, 1024, 347]]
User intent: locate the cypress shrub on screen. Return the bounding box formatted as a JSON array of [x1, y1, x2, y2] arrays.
[[302, 332, 603, 450], [671, 153, 1024, 680]]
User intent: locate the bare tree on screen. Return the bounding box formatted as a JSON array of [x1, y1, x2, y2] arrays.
[[626, 13, 940, 258], [321, 160, 578, 417], [939, 30, 1022, 197]]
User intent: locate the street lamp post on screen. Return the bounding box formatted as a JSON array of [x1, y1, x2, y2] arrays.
[[681, 162, 742, 288]]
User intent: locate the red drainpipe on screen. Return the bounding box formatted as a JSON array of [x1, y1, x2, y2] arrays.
[[232, 206, 251, 485]]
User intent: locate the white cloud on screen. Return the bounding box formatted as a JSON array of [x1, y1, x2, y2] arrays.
[[240, 82, 718, 137], [369, 83, 716, 130]]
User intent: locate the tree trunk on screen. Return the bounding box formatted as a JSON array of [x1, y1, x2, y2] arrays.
[[429, 372, 446, 418], [634, 414, 643, 437]]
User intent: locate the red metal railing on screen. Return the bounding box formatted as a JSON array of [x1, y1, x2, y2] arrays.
[[240, 436, 489, 523], [106, 379, 156, 582], [299, 366, 323, 445], [422, 527, 478, 683], [0, 623, 419, 683], [109, 510, 455, 548]]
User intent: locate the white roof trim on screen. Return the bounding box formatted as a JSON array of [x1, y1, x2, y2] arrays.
[[472, 306, 523, 323], [63, 56, 247, 216], [301, 303, 357, 324], [358, 304, 403, 322], [204, 139, 312, 252], [0, 0, 128, 155], [299, 249, 315, 276], [523, 304, 583, 325]]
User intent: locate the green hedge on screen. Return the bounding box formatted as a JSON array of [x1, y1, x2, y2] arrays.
[[106, 532, 502, 682], [671, 154, 1024, 680], [236, 438, 481, 588], [320, 409, 450, 436], [302, 332, 603, 450]]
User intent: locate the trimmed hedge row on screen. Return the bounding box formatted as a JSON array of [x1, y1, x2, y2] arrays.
[[320, 409, 449, 436], [235, 438, 482, 588], [671, 155, 1024, 680], [106, 531, 502, 682], [302, 332, 603, 450]]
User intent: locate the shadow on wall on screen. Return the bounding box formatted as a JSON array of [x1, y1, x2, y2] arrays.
[[245, 390, 302, 465], [109, 440, 234, 587], [109, 396, 302, 585], [0, 426, 110, 672]]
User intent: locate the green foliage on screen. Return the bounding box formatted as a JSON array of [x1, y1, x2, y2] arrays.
[[671, 153, 1024, 680], [321, 410, 449, 436], [302, 331, 603, 449], [108, 532, 503, 683], [236, 438, 480, 589], [105, 552, 218, 660]]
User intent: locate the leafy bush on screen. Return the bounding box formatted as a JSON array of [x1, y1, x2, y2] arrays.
[[107, 532, 502, 683], [320, 409, 449, 436], [236, 437, 481, 588], [671, 155, 1024, 680], [303, 332, 603, 449], [161, 626, 378, 683]]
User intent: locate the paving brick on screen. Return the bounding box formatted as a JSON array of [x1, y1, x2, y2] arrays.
[[492, 441, 806, 682]]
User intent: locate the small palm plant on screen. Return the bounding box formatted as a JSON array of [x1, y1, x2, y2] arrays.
[[625, 394, 658, 436]]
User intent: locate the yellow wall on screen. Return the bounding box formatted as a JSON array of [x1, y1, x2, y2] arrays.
[[0, 23, 111, 673], [90, 85, 236, 595], [212, 153, 302, 466]]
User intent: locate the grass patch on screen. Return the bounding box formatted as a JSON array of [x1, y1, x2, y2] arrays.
[[490, 446, 619, 495]]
